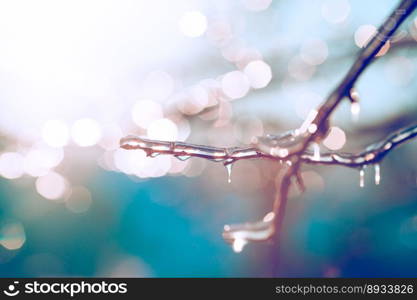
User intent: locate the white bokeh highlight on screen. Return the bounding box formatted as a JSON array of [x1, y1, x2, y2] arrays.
[[243, 60, 272, 89], [147, 118, 178, 141], [221, 71, 250, 99], [179, 11, 207, 38], [42, 120, 69, 148], [71, 118, 102, 147], [132, 99, 164, 129], [35, 171, 68, 200]]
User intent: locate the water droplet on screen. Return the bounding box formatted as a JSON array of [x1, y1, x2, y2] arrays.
[[365, 153, 375, 161], [374, 163, 381, 185], [263, 212, 275, 222], [384, 142, 392, 150], [312, 143, 320, 160], [232, 238, 247, 253], [175, 155, 191, 161], [271, 147, 289, 158], [225, 163, 232, 183], [359, 167, 365, 188], [150, 152, 160, 158], [308, 123, 318, 134], [351, 102, 360, 122]]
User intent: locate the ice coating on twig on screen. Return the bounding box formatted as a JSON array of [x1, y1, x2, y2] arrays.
[[222, 212, 275, 252]]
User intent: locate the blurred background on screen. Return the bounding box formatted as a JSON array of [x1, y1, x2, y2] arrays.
[[0, 0, 416, 277]]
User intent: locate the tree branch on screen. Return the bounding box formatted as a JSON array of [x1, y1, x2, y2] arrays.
[[119, 0, 417, 260], [120, 123, 417, 168]]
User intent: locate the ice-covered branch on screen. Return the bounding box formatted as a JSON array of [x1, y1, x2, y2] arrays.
[[119, 0, 417, 257], [302, 123, 417, 167], [120, 135, 260, 164], [120, 123, 417, 168]]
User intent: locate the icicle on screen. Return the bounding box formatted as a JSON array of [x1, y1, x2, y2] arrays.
[[349, 88, 360, 123], [312, 143, 321, 161], [232, 238, 247, 253], [223, 158, 234, 184], [374, 164, 381, 185], [225, 163, 232, 183], [359, 167, 365, 188], [299, 109, 318, 134], [351, 102, 360, 123], [175, 155, 191, 161]]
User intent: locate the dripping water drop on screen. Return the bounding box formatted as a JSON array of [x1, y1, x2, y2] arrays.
[[176, 155, 191, 161], [351, 102, 360, 123], [359, 167, 365, 188], [232, 238, 247, 253], [225, 163, 232, 183], [312, 143, 320, 161], [374, 163, 381, 185]]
